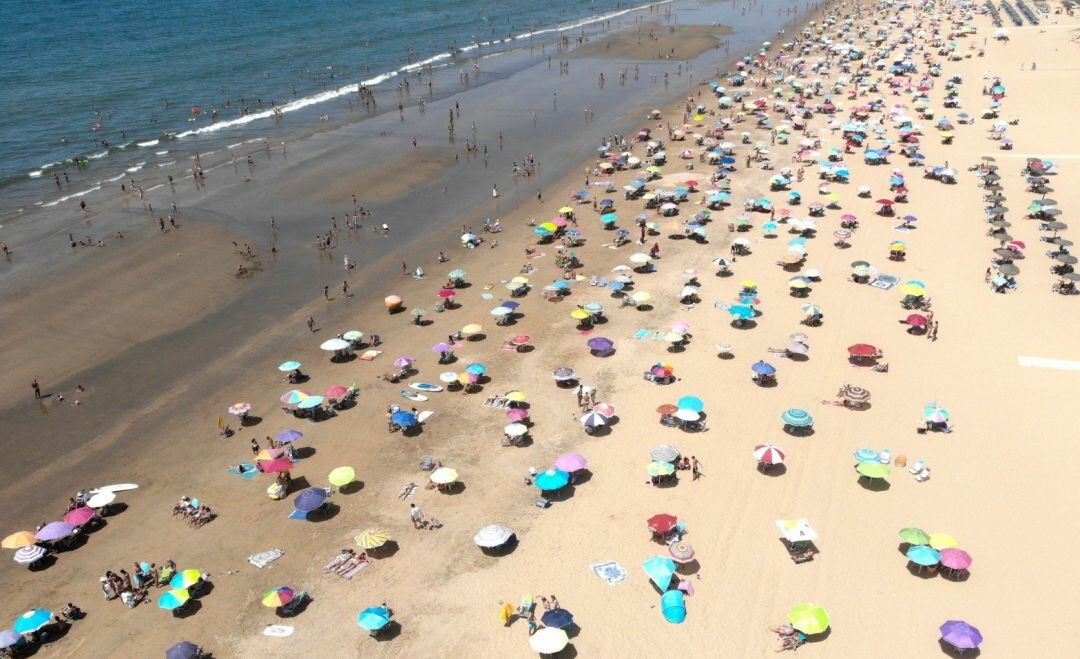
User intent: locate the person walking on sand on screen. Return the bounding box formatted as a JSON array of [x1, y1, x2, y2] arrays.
[[307, 316, 317, 333], [342, 280, 350, 298], [323, 285, 330, 301], [251, 438, 260, 456], [410, 503, 423, 528], [32, 379, 41, 400], [691, 456, 701, 480]]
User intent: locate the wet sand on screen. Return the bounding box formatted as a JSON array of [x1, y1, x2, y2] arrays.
[[568, 23, 734, 61]]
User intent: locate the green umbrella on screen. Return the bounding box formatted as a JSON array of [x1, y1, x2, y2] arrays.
[[788, 603, 830, 635], [899, 528, 931, 545], [856, 462, 891, 479]]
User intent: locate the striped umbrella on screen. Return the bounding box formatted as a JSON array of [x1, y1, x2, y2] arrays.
[[170, 569, 202, 590], [473, 525, 514, 548], [355, 529, 390, 550], [648, 461, 676, 476], [580, 411, 608, 428], [668, 541, 696, 563], [650, 445, 680, 463], [753, 444, 786, 465], [781, 408, 813, 427], [924, 403, 949, 423], [840, 384, 871, 402], [13, 545, 46, 565], [262, 587, 295, 608], [157, 589, 190, 611]]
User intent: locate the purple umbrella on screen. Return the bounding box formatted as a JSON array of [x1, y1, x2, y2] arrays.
[[554, 452, 588, 472], [393, 356, 414, 368], [276, 429, 303, 444], [587, 337, 615, 353], [939, 548, 973, 571], [35, 521, 76, 542], [293, 487, 328, 513], [940, 620, 982, 650], [431, 342, 453, 353], [0, 630, 22, 649]]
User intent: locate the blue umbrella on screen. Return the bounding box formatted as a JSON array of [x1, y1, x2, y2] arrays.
[[854, 447, 880, 462], [906, 544, 941, 567], [552, 280, 570, 290], [534, 468, 570, 491], [788, 237, 807, 246], [391, 411, 418, 427], [728, 305, 754, 320], [166, 641, 202, 659], [12, 610, 51, 634], [600, 213, 617, 224], [720, 157, 736, 165], [608, 281, 625, 291], [297, 396, 325, 410], [763, 222, 778, 232], [278, 361, 302, 372], [788, 191, 801, 198], [534, 226, 552, 236], [293, 487, 328, 513], [567, 229, 583, 238], [642, 556, 676, 589], [541, 608, 574, 629], [499, 301, 520, 309], [676, 396, 704, 412], [357, 606, 392, 631], [599, 199, 614, 207], [661, 590, 687, 624], [751, 361, 776, 376], [465, 363, 487, 375], [781, 408, 813, 427], [277, 429, 304, 443]]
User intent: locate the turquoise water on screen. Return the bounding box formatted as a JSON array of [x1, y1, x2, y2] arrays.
[[0, 0, 640, 187]]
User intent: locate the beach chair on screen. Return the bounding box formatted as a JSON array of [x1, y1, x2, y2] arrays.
[[878, 449, 891, 464], [534, 498, 551, 509], [907, 460, 925, 475], [915, 468, 931, 482]]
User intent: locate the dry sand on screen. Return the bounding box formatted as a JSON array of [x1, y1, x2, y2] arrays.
[[2, 3, 1080, 658]]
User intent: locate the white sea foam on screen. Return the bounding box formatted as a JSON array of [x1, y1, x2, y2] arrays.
[[157, 160, 176, 167], [88, 150, 109, 160], [28, 170, 42, 178], [126, 163, 145, 172], [106, 173, 126, 182], [42, 185, 101, 207], [155, 150, 169, 156], [137, 139, 159, 147]]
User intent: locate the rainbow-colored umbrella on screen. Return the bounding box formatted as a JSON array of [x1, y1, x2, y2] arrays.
[[262, 587, 295, 608]]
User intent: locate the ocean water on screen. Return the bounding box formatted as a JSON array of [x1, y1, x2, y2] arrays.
[[0, 0, 648, 193]]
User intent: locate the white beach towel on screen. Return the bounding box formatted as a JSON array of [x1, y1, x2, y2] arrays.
[[248, 548, 284, 569]]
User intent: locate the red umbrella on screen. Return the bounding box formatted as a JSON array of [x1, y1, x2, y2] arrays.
[[324, 385, 349, 399], [257, 458, 295, 473], [847, 343, 879, 357], [437, 289, 456, 298], [875, 199, 894, 205], [906, 314, 928, 328], [656, 404, 678, 415], [647, 513, 678, 534], [64, 507, 96, 526], [753, 443, 786, 464], [510, 335, 531, 346]]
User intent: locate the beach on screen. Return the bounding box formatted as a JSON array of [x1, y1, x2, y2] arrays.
[[1, 0, 1079, 656]]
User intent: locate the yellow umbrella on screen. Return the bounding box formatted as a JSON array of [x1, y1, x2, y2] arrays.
[[2, 531, 37, 549], [889, 244, 907, 252], [693, 114, 704, 122], [631, 291, 652, 303], [430, 467, 459, 485], [538, 222, 558, 232], [929, 532, 958, 550], [328, 466, 355, 487], [558, 206, 574, 214], [457, 372, 473, 385], [461, 324, 482, 335], [646, 166, 662, 173], [570, 309, 591, 320], [355, 528, 390, 549], [511, 276, 529, 284], [789, 279, 809, 289], [741, 280, 757, 288], [825, 193, 841, 202], [900, 284, 925, 296], [505, 391, 527, 402]]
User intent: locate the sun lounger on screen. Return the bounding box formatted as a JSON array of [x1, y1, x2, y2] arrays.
[[907, 460, 925, 475], [534, 498, 551, 509], [359, 350, 382, 361], [915, 468, 931, 482], [878, 449, 891, 464]]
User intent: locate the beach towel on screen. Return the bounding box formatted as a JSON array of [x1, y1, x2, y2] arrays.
[[248, 548, 284, 569], [324, 552, 350, 572], [634, 329, 652, 340], [227, 463, 258, 480], [652, 331, 666, 340], [590, 560, 629, 585], [481, 293, 495, 300], [359, 350, 382, 361], [341, 559, 372, 579], [263, 625, 294, 637]]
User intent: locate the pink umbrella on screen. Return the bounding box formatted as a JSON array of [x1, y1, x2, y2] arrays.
[[324, 385, 349, 399], [940, 548, 972, 571], [506, 408, 530, 421], [672, 321, 691, 332], [393, 356, 413, 368], [257, 458, 295, 474], [554, 452, 588, 472], [552, 217, 568, 227], [64, 507, 96, 526], [593, 402, 616, 417], [840, 213, 857, 222], [437, 289, 457, 298]]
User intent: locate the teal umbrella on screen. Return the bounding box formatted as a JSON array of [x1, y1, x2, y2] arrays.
[[534, 469, 570, 491], [729, 305, 754, 320], [357, 606, 392, 631], [12, 610, 51, 633], [906, 544, 941, 567], [642, 556, 676, 589], [278, 361, 301, 372], [676, 396, 704, 412]]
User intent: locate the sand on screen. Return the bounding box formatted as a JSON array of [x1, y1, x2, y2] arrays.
[[2, 2, 1079, 657], [568, 23, 733, 61]]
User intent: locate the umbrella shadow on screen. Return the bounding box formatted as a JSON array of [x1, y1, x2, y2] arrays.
[[588, 424, 612, 438], [636, 304, 654, 312], [940, 568, 970, 583], [717, 352, 736, 360], [897, 542, 912, 556], [370, 540, 400, 559], [437, 482, 466, 496], [906, 562, 939, 579], [306, 504, 341, 523], [938, 639, 980, 657], [731, 320, 758, 330], [276, 594, 313, 618], [858, 476, 891, 492], [546, 485, 576, 502], [757, 463, 787, 477], [675, 559, 701, 575], [330, 353, 357, 364], [788, 353, 809, 363], [374, 621, 402, 641], [666, 344, 686, 353], [293, 446, 317, 459], [191, 580, 215, 599], [516, 345, 536, 354], [480, 535, 518, 557], [466, 333, 487, 342], [28, 554, 59, 572], [289, 476, 312, 491], [549, 644, 578, 658], [783, 426, 813, 437], [240, 415, 263, 427], [849, 402, 873, 412], [570, 469, 593, 486], [174, 599, 203, 619], [338, 481, 365, 495], [401, 425, 424, 438], [804, 628, 832, 644], [753, 378, 778, 389]]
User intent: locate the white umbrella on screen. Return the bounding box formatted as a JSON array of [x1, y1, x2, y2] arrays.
[[439, 371, 459, 383], [629, 252, 651, 264], [680, 286, 699, 298], [674, 409, 700, 421], [580, 411, 608, 427], [530, 627, 569, 654], [490, 307, 512, 316], [504, 423, 528, 437], [429, 467, 459, 485], [85, 492, 116, 508], [611, 265, 632, 272], [13, 545, 46, 565], [474, 524, 514, 548], [753, 443, 786, 464], [320, 338, 350, 351]]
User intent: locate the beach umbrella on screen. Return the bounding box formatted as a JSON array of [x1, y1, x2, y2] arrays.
[[900, 283, 925, 296], [642, 556, 677, 588], [320, 338, 350, 351], [465, 363, 487, 376], [929, 533, 958, 550], [35, 521, 75, 542], [392, 356, 413, 369], [278, 361, 301, 372], [652, 365, 674, 378], [940, 548, 972, 571], [262, 587, 295, 608], [534, 469, 570, 491], [429, 467, 459, 485], [788, 603, 830, 635], [924, 403, 949, 423], [324, 385, 349, 399], [593, 402, 616, 417], [587, 337, 614, 353], [651, 445, 680, 463], [899, 528, 931, 545], [297, 396, 324, 410], [668, 541, 696, 564], [648, 513, 678, 534], [729, 305, 755, 320], [631, 291, 652, 303], [2, 531, 37, 549], [280, 389, 309, 404], [553, 367, 576, 381], [906, 544, 941, 566], [13, 545, 46, 565], [847, 343, 878, 357], [0, 631, 23, 650], [661, 590, 687, 624], [64, 507, 95, 526], [439, 371, 458, 383], [648, 461, 676, 477], [12, 610, 52, 633], [857, 462, 891, 479], [170, 569, 202, 590], [502, 422, 528, 438], [529, 627, 569, 654], [391, 410, 418, 427], [357, 606, 392, 632], [507, 408, 529, 422], [906, 314, 928, 328], [580, 411, 608, 428], [676, 395, 704, 412], [940, 620, 983, 650], [505, 391, 527, 402], [781, 408, 813, 427], [228, 402, 252, 416], [801, 304, 822, 317], [276, 429, 303, 444], [157, 589, 191, 611], [448, 269, 466, 280], [541, 608, 574, 629], [751, 360, 776, 376], [673, 409, 699, 422], [854, 448, 880, 462], [461, 323, 482, 335], [290, 488, 327, 514], [473, 524, 514, 548], [753, 444, 785, 465], [840, 385, 871, 402], [342, 330, 363, 341], [554, 453, 588, 472], [570, 308, 591, 321], [328, 467, 355, 488]]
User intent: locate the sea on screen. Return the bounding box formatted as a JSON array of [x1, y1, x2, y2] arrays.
[[0, 0, 680, 214]]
